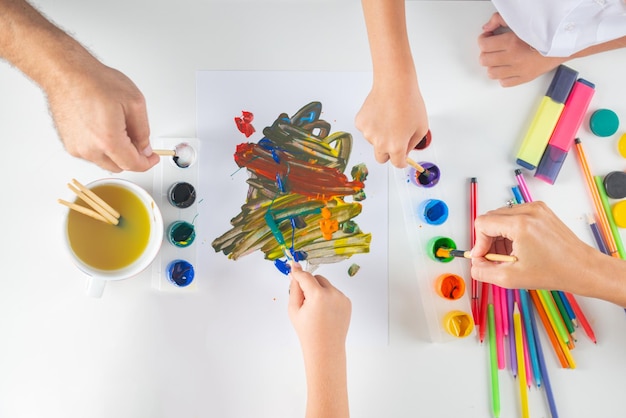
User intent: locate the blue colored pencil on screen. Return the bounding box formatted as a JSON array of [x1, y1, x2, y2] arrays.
[[529, 296, 559, 418], [520, 289, 542, 388]]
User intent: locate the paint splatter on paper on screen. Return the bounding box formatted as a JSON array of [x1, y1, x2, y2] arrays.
[[234, 110, 256, 138], [212, 102, 372, 271]]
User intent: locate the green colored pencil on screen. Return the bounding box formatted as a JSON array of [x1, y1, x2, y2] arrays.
[[487, 304, 500, 418]]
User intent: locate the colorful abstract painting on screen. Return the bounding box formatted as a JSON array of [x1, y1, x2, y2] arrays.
[[212, 101, 372, 273]]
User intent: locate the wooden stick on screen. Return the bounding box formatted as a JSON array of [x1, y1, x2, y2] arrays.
[[154, 149, 176, 156], [406, 157, 427, 173], [71, 178, 120, 219], [58, 199, 109, 224], [67, 183, 119, 225]]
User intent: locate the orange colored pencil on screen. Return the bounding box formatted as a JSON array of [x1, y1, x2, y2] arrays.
[[573, 139, 619, 258], [529, 290, 569, 368]]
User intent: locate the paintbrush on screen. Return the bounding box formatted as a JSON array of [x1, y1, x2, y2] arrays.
[[436, 247, 517, 263], [406, 157, 433, 185], [264, 210, 294, 262]]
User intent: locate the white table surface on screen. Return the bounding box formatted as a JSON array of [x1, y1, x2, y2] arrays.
[[1, 1, 625, 417]]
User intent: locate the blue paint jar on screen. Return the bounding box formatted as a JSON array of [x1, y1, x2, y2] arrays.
[[418, 199, 449, 225], [166, 259, 195, 287]]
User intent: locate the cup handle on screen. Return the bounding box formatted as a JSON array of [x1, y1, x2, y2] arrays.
[[86, 277, 106, 298]]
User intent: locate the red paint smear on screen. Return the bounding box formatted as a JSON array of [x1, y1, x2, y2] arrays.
[[235, 111, 255, 137], [234, 142, 363, 199]]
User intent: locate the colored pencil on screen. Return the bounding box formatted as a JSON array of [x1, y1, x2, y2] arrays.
[[564, 292, 597, 344], [528, 299, 560, 418], [500, 286, 509, 337], [537, 289, 570, 346], [551, 290, 576, 338], [487, 304, 501, 418], [514, 303, 530, 418], [493, 285, 505, 369], [507, 288, 518, 377], [479, 283, 490, 343], [594, 175, 626, 258], [470, 177, 479, 327], [588, 213, 610, 255], [573, 138, 619, 257], [529, 290, 569, 368], [519, 289, 542, 388]]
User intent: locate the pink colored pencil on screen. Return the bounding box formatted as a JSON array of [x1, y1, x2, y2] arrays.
[[493, 284, 505, 369]]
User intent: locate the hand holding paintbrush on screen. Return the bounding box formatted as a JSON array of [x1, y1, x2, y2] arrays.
[[436, 247, 518, 263]]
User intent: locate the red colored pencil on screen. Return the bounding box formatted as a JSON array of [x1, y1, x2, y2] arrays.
[[564, 292, 597, 344], [470, 177, 479, 326]]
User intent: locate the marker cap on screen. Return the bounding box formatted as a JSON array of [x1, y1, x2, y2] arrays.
[[535, 144, 568, 185]]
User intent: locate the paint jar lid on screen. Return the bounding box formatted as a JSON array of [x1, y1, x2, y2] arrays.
[[617, 133, 626, 159], [603, 171, 626, 199], [167, 220, 196, 248], [166, 259, 195, 287], [442, 310, 474, 338], [435, 273, 465, 300], [426, 236, 456, 263], [168, 182, 196, 208], [612, 200, 626, 228], [590, 109, 619, 137], [414, 129, 432, 150], [418, 199, 449, 225]]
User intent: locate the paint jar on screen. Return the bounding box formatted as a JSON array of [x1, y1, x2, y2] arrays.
[[409, 161, 440, 188], [166, 259, 195, 287], [418, 199, 448, 225], [414, 129, 432, 150], [435, 273, 465, 300], [168, 182, 196, 208], [426, 236, 456, 263], [167, 220, 196, 248], [171, 142, 197, 168], [442, 310, 474, 338]]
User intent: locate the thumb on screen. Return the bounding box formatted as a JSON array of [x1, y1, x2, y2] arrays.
[[288, 275, 305, 318], [482, 12, 508, 33]]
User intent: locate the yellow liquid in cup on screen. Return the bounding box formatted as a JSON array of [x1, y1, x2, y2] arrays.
[[67, 184, 151, 270]]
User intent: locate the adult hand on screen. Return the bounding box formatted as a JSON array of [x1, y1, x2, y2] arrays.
[[477, 13, 564, 87], [47, 61, 159, 173], [288, 263, 352, 353], [471, 201, 600, 294], [355, 75, 428, 168]]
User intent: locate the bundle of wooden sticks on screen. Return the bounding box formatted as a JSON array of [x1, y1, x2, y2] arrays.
[[58, 179, 120, 225]]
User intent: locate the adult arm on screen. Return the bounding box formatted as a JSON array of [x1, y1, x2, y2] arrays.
[[288, 263, 351, 418], [478, 12, 626, 87], [471, 201, 626, 307], [355, 0, 428, 168], [0, 0, 159, 172]]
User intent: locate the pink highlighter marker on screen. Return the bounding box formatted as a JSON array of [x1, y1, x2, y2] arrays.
[[535, 78, 595, 184]]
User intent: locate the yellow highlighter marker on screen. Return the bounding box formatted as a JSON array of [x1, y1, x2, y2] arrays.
[[516, 65, 578, 170]]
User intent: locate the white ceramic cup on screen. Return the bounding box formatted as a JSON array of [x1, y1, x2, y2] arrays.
[[63, 178, 164, 297]]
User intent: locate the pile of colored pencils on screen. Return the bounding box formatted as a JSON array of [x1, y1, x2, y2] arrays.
[[471, 172, 598, 418]]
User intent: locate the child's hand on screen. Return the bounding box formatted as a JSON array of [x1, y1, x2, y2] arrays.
[[355, 75, 428, 168], [288, 263, 351, 356], [477, 13, 564, 87]]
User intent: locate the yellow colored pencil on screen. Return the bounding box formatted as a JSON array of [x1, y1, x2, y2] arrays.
[[514, 303, 530, 418]]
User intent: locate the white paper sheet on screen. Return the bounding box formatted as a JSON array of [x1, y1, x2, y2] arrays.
[[196, 71, 388, 346]]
